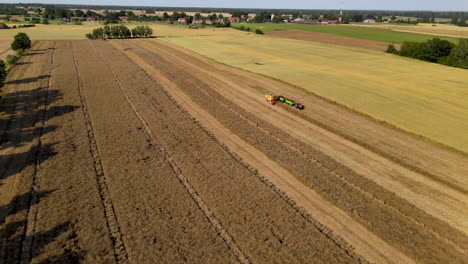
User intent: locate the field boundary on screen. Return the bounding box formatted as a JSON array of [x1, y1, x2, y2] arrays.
[[71, 42, 129, 264]]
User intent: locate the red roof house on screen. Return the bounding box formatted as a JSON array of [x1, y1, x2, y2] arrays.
[[228, 17, 241, 23]]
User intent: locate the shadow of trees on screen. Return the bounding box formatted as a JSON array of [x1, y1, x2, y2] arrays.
[[0, 62, 84, 262], [0, 191, 86, 263], [3, 75, 51, 85], [0, 87, 80, 181]]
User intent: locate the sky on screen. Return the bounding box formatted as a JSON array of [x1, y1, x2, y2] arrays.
[[3, 0, 468, 11]]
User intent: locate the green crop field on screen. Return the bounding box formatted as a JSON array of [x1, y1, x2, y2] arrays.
[[160, 33, 468, 152], [232, 23, 460, 43]]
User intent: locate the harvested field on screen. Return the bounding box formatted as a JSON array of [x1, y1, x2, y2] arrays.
[[268, 30, 400, 51], [161, 34, 468, 153], [1, 38, 467, 264]]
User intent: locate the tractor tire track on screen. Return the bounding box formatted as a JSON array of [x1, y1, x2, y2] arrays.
[[71, 42, 128, 264], [88, 39, 249, 264]]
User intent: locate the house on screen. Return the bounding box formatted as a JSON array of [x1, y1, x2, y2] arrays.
[[215, 18, 224, 23], [177, 17, 187, 23], [9, 17, 18, 22], [293, 18, 304, 23], [228, 17, 240, 23], [192, 19, 203, 25], [119, 16, 129, 21], [86, 16, 96, 22], [321, 19, 330, 24], [363, 19, 376, 23], [330, 20, 338, 24], [205, 19, 212, 25]]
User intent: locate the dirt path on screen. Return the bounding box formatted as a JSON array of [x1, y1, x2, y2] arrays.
[[267, 30, 400, 51], [111, 39, 468, 264]]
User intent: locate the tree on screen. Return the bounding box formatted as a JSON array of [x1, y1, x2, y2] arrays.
[[447, 39, 468, 69], [352, 14, 364, 22], [420, 38, 454, 62], [6, 54, 19, 66], [11, 32, 32, 52], [194, 13, 202, 20], [255, 29, 264, 35], [0, 60, 6, 84], [386, 44, 399, 54]]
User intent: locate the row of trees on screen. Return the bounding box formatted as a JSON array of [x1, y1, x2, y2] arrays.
[[387, 38, 468, 69], [0, 32, 32, 84], [86, 25, 153, 39]]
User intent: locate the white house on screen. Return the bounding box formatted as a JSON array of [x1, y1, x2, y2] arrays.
[[363, 19, 376, 23]]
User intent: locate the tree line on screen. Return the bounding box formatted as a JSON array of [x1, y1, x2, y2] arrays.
[[0, 32, 32, 86], [386, 38, 468, 69], [86, 25, 153, 39]]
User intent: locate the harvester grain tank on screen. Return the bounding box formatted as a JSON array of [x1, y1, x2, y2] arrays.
[[265, 93, 304, 110]]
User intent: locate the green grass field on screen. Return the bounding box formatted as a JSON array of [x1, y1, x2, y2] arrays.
[[232, 23, 460, 43], [160, 33, 468, 152]]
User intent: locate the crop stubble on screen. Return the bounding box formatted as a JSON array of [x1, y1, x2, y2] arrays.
[[113, 39, 468, 264], [85, 39, 362, 264]]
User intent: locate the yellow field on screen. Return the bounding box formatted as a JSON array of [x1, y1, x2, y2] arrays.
[[0, 23, 244, 40], [160, 34, 468, 153]]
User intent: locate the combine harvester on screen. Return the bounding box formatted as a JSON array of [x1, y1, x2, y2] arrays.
[[265, 94, 305, 110]]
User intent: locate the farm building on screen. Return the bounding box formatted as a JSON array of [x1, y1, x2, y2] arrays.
[[192, 19, 203, 25], [86, 16, 96, 22], [119, 16, 129, 21], [215, 18, 224, 23], [293, 18, 305, 23], [8, 17, 18, 22], [177, 17, 187, 23], [205, 20, 212, 25], [363, 19, 376, 23], [228, 17, 241, 23]]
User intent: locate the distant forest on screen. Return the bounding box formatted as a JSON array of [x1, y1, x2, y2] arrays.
[[0, 3, 466, 19]]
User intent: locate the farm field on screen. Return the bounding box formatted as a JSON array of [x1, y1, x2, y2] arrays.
[[161, 33, 468, 153], [349, 23, 468, 38], [0, 23, 243, 40], [1, 38, 467, 263], [268, 30, 398, 51], [233, 23, 460, 43]]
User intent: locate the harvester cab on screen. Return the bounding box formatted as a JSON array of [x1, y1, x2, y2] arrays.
[[265, 94, 277, 104]]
